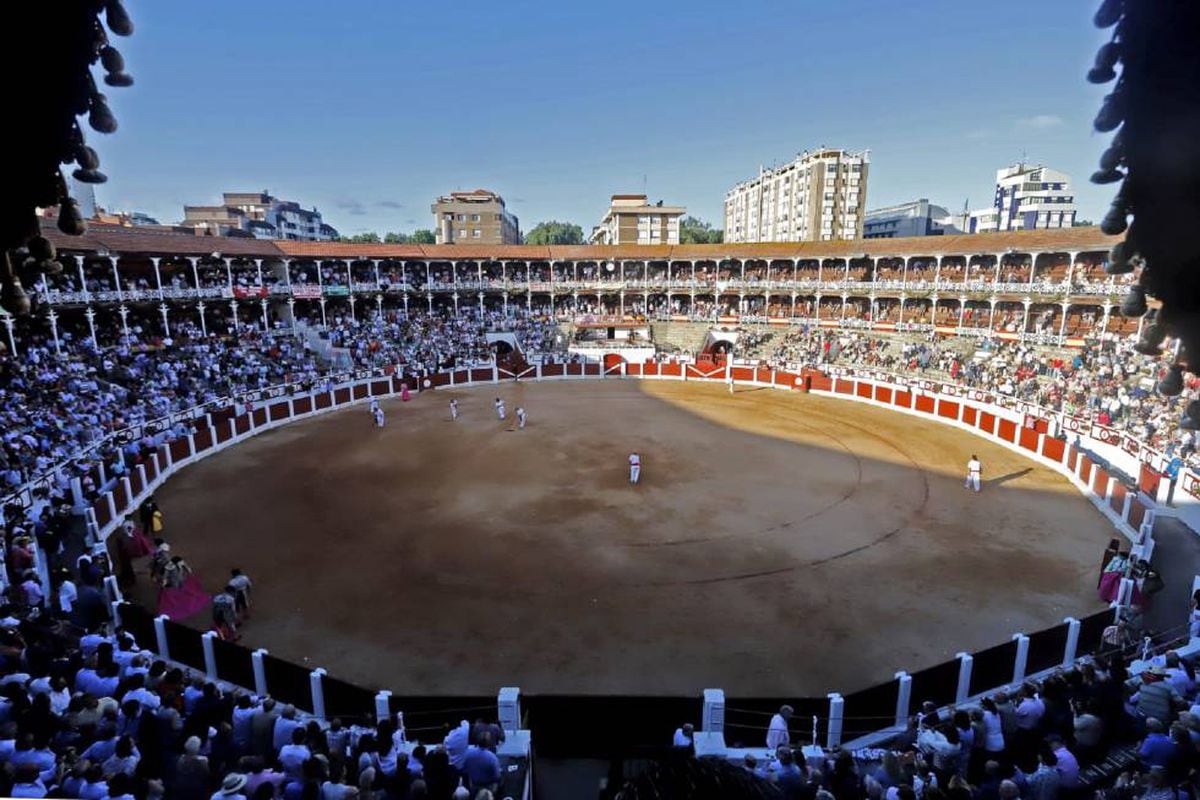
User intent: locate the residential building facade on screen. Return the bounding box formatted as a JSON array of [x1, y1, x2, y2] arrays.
[[863, 199, 961, 239], [589, 194, 684, 245], [965, 164, 1077, 233], [182, 191, 338, 240], [431, 189, 520, 244], [724, 148, 869, 243]]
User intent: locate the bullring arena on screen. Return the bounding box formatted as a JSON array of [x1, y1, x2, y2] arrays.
[[133, 376, 1112, 697]]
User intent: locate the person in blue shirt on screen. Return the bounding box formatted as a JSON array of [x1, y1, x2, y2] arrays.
[[1139, 717, 1177, 770], [462, 732, 501, 792]]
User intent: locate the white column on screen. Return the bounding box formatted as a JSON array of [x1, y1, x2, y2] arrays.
[[826, 693, 844, 749], [310, 668, 327, 720], [47, 310, 61, 354], [252, 649, 269, 696], [1, 317, 15, 357], [201, 631, 218, 681], [894, 671, 912, 728], [151, 257, 163, 299], [955, 652, 973, 704], [375, 691, 392, 723], [1012, 633, 1030, 684], [702, 688, 725, 733], [499, 687, 522, 733], [1063, 617, 1081, 666], [154, 615, 170, 660]]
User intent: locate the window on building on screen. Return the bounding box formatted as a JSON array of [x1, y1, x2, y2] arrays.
[[457, 214, 466, 222], [472, 229, 481, 238], [471, 214, 480, 222]]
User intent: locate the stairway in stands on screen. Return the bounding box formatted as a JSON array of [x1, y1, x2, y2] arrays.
[[649, 321, 711, 355]]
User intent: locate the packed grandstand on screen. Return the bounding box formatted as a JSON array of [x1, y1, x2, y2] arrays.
[[0, 225, 1197, 800]]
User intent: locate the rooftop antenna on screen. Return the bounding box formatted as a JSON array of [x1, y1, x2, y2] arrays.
[[642, 173, 647, 195]]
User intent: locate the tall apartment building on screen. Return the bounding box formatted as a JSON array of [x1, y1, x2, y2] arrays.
[[965, 163, 1077, 233], [724, 148, 869, 243], [589, 194, 685, 245], [431, 189, 520, 244], [182, 191, 338, 240], [863, 198, 961, 239]]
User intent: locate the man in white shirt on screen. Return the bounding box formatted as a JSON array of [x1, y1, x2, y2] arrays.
[[965, 455, 982, 492], [450, 399, 458, 420], [629, 452, 641, 485], [516, 407, 526, 429], [767, 705, 792, 750], [278, 728, 311, 779], [494, 398, 506, 420]]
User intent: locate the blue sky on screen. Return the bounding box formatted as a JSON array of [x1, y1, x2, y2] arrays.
[[93, 0, 1115, 236]]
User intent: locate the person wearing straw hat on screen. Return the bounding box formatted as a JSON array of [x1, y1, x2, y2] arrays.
[[214, 772, 248, 799]]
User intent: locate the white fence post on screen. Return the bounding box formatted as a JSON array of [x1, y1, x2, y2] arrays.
[[201, 631, 218, 681], [1063, 617, 1081, 667], [498, 686, 522, 733], [252, 649, 268, 696], [110, 601, 122, 626], [1118, 577, 1135, 606], [102, 575, 122, 603], [826, 693, 844, 749], [702, 688, 726, 734], [1012, 633, 1030, 685], [956, 652, 974, 704], [310, 668, 327, 720], [375, 690, 392, 723], [895, 671, 912, 729], [154, 615, 170, 660]]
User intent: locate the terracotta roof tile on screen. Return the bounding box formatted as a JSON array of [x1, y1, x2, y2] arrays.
[[41, 223, 284, 258], [38, 224, 1119, 262]]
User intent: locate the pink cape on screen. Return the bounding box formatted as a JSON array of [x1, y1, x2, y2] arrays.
[[1098, 571, 1122, 603], [1098, 571, 1146, 606], [401, 386, 411, 401], [158, 574, 211, 620], [129, 528, 155, 557]]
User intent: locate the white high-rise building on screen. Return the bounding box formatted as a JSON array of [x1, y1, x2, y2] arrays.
[[723, 148, 869, 243], [965, 163, 1076, 233]]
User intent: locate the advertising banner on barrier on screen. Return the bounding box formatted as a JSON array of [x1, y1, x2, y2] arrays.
[[1181, 469, 1200, 501], [291, 285, 321, 299], [1090, 424, 1123, 447], [232, 286, 269, 299], [1061, 416, 1086, 434]]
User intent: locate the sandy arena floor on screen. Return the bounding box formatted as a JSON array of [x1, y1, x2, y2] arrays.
[[141, 379, 1112, 697]]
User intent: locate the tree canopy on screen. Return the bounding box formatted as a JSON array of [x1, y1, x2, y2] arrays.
[[339, 229, 436, 244], [679, 216, 724, 244], [523, 221, 585, 245]]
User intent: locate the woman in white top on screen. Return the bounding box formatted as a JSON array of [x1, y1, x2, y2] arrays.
[[979, 696, 1005, 753]]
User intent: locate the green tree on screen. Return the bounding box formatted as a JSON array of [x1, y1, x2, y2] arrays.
[[410, 229, 436, 244], [340, 232, 381, 243], [383, 232, 408, 243], [524, 221, 585, 245], [679, 216, 724, 244]]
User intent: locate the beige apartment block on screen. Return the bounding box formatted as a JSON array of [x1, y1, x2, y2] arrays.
[[724, 148, 869, 243], [432, 189, 521, 244], [590, 194, 685, 245]]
